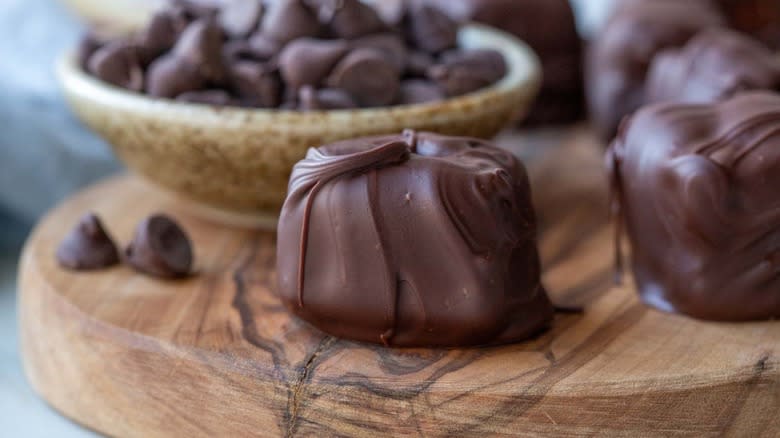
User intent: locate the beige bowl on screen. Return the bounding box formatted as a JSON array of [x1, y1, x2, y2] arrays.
[[58, 24, 541, 227]]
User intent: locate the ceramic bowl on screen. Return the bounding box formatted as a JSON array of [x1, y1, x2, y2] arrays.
[[58, 24, 541, 227]]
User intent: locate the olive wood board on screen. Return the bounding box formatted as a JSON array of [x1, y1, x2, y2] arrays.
[[19, 127, 780, 437]]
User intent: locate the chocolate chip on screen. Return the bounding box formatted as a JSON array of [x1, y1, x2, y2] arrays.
[[322, 0, 386, 39], [405, 50, 434, 77], [373, 0, 406, 27], [350, 33, 406, 73], [170, 0, 219, 21], [176, 89, 234, 105], [136, 10, 189, 63], [327, 48, 400, 106], [218, 0, 264, 39], [298, 85, 357, 110], [429, 49, 507, 96], [261, 0, 321, 44], [278, 38, 348, 91], [173, 18, 225, 83], [405, 3, 458, 54], [247, 32, 283, 59], [56, 213, 120, 271], [399, 79, 444, 104], [87, 41, 144, 91], [228, 60, 283, 108], [76, 34, 104, 70], [146, 54, 206, 98], [126, 214, 193, 279]]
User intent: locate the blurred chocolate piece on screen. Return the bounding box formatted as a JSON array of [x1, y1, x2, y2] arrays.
[[327, 48, 400, 106], [228, 60, 282, 107], [399, 79, 444, 104], [170, 0, 219, 20], [716, 0, 780, 49], [146, 55, 206, 98], [87, 42, 144, 92], [350, 33, 406, 73], [298, 85, 357, 110], [646, 29, 780, 105], [276, 131, 553, 347], [430, 0, 584, 125], [173, 18, 225, 83], [136, 10, 188, 63], [608, 92, 780, 321], [429, 49, 507, 97], [405, 2, 458, 54], [373, 0, 406, 27], [126, 214, 194, 279], [77, 34, 103, 70], [176, 89, 234, 105], [324, 0, 386, 39], [218, 0, 264, 39], [56, 213, 120, 271], [278, 38, 349, 91], [405, 50, 434, 77], [587, 0, 725, 140], [261, 0, 321, 44]]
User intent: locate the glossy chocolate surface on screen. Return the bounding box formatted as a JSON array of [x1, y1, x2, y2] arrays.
[[587, 0, 724, 140], [646, 29, 780, 105], [276, 131, 553, 347], [56, 213, 120, 271], [608, 92, 780, 321]]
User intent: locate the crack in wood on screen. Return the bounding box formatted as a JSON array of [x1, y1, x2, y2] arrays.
[[286, 336, 336, 437]]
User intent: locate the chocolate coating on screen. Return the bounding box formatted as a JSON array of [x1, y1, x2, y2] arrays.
[[646, 29, 780, 105], [56, 213, 120, 271], [608, 92, 780, 321], [326, 48, 400, 107], [276, 131, 553, 347], [126, 214, 194, 279], [587, 0, 725, 140]]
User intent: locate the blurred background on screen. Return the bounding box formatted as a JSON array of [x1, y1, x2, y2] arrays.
[[0, 0, 615, 436]]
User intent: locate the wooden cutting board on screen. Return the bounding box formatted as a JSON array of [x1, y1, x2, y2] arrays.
[[19, 127, 780, 437]]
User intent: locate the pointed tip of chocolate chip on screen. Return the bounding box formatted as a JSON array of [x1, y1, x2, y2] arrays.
[[56, 213, 120, 271], [126, 214, 194, 279]]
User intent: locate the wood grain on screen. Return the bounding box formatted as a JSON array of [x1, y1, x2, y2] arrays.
[[19, 127, 780, 437]]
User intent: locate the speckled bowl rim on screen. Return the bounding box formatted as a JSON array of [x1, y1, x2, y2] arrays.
[[57, 24, 541, 132]]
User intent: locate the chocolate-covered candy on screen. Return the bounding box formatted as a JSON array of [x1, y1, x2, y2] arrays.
[[646, 29, 780, 105], [146, 54, 206, 98], [429, 49, 507, 97], [608, 91, 780, 321], [298, 85, 357, 110], [56, 213, 120, 271], [278, 38, 348, 91], [405, 2, 458, 54], [321, 0, 386, 39], [126, 214, 193, 279], [228, 60, 282, 107], [399, 79, 444, 104], [716, 0, 780, 49], [218, 0, 264, 39], [261, 0, 321, 44], [176, 89, 234, 105], [277, 131, 552, 347], [429, 0, 584, 125], [587, 0, 725, 140], [173, 18, 225, 83], [350, 33, 406, 73], [87, 41, 144, 91], [326, 48, 400, 106]]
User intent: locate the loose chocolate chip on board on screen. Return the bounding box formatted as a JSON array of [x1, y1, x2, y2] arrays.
[[126, 214, 194, 279], [327, 48, 400, 106], [87, 41, 145, 91], [56, 213, 120, 271]]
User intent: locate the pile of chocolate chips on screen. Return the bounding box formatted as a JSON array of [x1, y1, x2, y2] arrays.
[[79, 0, 508, 110]]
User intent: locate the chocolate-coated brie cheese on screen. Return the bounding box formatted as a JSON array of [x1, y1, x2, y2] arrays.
[[608, 92, 780, 321], [277, 131, 553, 347]]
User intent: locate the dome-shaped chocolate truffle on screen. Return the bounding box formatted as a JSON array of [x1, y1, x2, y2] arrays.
[[276, 131, 553, 347], [608, 92, 780, 321]]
